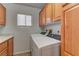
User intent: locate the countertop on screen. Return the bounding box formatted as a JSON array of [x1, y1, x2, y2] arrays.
[[31, 34, 61, 48], [0, 35, 13, 43]]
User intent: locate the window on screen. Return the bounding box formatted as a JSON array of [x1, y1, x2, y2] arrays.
[[17, 14, 32, 26]]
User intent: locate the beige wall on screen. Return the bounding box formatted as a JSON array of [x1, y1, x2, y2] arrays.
[[0, 3, 41, 55]]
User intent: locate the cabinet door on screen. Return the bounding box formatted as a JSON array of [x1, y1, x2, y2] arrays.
[[54, 3, 62, 21], [7, 38, 13, 56], [0, 41, 7, 53], [0, 48, 7, 56], [0, 4, 6, 25], [46, 4, 52, 23], [39, 11, 42, 27], [41, 8, 46, 27], [64, 4, 79, 56]]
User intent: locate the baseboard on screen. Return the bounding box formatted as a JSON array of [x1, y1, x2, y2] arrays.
[[14, 50, 31, 56]]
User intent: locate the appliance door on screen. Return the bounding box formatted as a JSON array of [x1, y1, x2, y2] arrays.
[[41, 44, 60, 56]]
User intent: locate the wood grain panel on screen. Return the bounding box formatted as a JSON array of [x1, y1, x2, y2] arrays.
[[54, 3, 62, 20], [62, 4, 79, 56], [0, 4, 6, 25], [64, 9, 72, 54], [63, 51, 72, 56], [7, 38, 13, 56], [42, 7, 46, 26], [46, 4, 52, 22], [0, 41, 7, 52], [0, 48, 7, 56]]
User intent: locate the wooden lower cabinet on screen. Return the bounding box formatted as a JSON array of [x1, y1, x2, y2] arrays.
[[7, 38, 13, 56], [0, 48, 7, 56], [0, 41, 7, 52], [61, 4, 79, 56], [0, 37, 13, 56], [63, 51, 72, 56]]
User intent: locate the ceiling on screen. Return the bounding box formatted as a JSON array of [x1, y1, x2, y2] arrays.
[[16, 3, 45, 9]]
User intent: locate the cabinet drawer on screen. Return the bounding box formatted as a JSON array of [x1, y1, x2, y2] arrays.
[[0, 48, 7, 56], [0, 41, 7, 52]]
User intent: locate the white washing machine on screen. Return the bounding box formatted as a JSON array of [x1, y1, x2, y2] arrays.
[[31, 34, 60, 56]]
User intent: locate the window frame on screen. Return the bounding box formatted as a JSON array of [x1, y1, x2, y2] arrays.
[[17, 14, 32, 27]]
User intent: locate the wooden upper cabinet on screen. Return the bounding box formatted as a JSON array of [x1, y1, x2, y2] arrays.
[[45, 3, 62, 22], [39, 3, 62, 27], [45, 4, 52, 23], [62, 4, 79, 56], [39, 10, 42, 27], [53, 3, 62, 21], [0, 4, 6, 25], [42, 7, 46, 26], [39, 7, 46, 27]]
